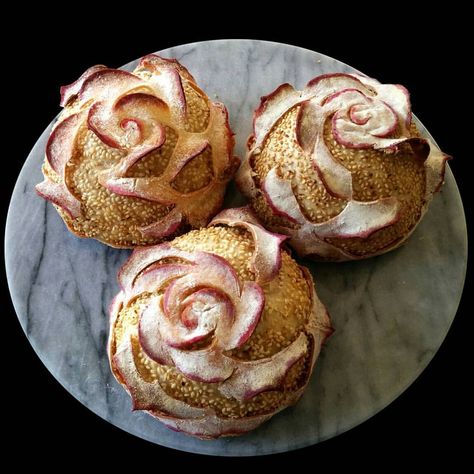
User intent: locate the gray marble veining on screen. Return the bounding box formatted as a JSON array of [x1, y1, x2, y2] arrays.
[[5, 40, 467, 456]]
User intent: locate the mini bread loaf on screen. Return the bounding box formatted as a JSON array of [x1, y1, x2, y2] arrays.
[[108, 207, 332, 438], [36, 55, 238, 247], [237, 73, 450, 260]]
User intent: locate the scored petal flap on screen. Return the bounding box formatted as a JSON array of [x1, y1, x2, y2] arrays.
[[210, 207, 288, 283], [218, 333, 308, 401]]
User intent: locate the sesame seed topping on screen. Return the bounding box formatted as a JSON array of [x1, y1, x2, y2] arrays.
[[251, 105, 426, 256], [111, 226, 313, 418], [43, 67, 221, 248]]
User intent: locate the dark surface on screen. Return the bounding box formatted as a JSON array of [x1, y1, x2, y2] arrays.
[[3, 11, 470, 467]]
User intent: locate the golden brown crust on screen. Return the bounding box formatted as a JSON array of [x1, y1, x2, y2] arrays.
[[252, 108, 425, 257], [38, 56, 237, 248], [238, 74, 449, 260], [108, 221, 331, 438]]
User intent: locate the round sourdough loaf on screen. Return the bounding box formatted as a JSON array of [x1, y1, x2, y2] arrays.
[[237, 73, 450, 260], [108, 207, 332, 438], [36, 55, 238, 247]]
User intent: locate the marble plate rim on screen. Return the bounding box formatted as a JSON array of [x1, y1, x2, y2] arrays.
[[5, 39, 468, 456]]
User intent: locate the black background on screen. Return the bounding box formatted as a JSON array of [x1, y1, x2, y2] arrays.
[[2, 9, 471, 468]]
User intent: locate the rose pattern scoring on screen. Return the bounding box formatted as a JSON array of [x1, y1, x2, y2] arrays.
[[36, 55, 236, 240], [237, 73, 450, 260], [109, 207, 332, 438]]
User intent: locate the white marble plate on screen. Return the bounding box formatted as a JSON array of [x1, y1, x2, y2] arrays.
[[5, 40, 467, 456]]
